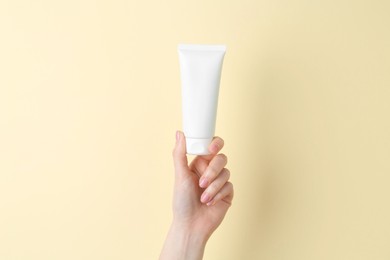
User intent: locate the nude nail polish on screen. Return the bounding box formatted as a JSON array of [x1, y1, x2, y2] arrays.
[[201, 192, 210, 203], [199, 177, 208, 188]]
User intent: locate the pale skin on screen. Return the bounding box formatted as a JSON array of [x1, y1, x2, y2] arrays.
[[159, 131, 234, 260]]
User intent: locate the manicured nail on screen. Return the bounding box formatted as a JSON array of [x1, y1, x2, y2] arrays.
[[199, 177, 208, 188], [212, 143, 219, 153], [201, 192, 210, 203], [176, 131, 180, 141], [207, 200, 215, 206]]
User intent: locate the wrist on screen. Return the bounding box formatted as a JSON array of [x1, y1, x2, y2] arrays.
[[170, 220, 209, 247], [159, 221, 208, 260]]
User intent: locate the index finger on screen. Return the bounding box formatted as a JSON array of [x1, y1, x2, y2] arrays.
[[200, 136, 224, 161], [189, 136, 225, 176]]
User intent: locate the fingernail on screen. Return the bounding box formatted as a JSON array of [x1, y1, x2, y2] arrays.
[[207, 200, 215, 206], [201, 192, 210, 203], [199, 177, 208, 188], [212, 143, 219, 152], [176, 131, 180, 141]]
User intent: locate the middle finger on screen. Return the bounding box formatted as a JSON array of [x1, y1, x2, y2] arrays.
[[199, 153, 228, 188]]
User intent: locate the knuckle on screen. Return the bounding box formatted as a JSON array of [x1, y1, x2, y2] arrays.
[[214, 137, 224, 149], [207, 182, 218, 196], [207, 164, 218, 177], [213, 192, 221, 201], [224, 168, 231, 179], [218, 153, 228, 164], [227, 181, 234, 191]]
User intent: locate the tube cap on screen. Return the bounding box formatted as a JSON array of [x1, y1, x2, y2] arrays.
[[185, 137, 212, 155]]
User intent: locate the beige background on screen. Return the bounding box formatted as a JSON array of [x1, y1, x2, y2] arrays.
[[1, 0, 389, 259]]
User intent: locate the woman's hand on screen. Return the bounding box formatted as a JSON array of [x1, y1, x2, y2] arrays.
[[159, 131, 234, 260]]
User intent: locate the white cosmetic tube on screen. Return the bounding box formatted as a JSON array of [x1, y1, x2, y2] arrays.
[[178, 44, 226, 155]]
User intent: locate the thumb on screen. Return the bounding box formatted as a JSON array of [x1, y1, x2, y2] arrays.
[[172, 131, 188, 173]]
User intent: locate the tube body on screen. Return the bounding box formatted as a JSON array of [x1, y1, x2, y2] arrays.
[[178, 44, 226, 155]]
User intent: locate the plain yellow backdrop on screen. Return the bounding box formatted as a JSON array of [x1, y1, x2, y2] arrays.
[[1, 0, 389, 259]]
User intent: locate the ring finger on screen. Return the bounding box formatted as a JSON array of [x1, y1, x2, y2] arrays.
[[200, 168, 230, 204]]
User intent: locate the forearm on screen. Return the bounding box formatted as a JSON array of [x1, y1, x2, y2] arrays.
[[159, 222, 207, 260]]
